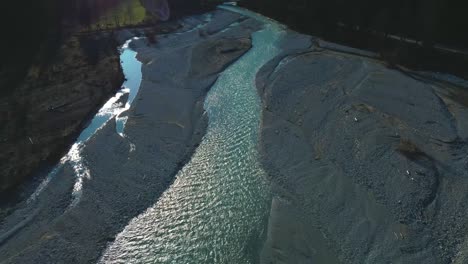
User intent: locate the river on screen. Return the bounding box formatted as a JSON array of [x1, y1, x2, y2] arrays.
[[99, 6, 286, 264]]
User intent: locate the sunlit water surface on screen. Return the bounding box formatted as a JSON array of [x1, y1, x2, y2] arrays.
[[27, 39, 142, 205], [99, 6, 285, 264]]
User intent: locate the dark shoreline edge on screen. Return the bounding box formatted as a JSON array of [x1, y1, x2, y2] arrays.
[[0, 34, 124, 205], [239, 2, 468, 80]]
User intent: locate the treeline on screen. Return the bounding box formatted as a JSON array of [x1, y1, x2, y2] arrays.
[[2, 0, 215, 62], [242, 0, 468, 49], [4, 0, 134, 63], [1, 0, 215, 95]]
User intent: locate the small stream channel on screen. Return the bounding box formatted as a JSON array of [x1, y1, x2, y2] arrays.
[[28, 38, 143, 205]]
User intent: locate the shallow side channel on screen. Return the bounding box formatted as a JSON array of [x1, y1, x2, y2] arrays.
[[99, 8, 286, 264]]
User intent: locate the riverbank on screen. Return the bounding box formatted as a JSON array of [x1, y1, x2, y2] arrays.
[[256, 29, 468, 263], [0, 10, 257, 263]]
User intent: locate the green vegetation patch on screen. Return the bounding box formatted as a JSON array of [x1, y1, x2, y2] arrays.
[[91, 0, 148, 30]]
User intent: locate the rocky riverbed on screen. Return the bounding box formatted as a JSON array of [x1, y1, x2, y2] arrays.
[[257, 33, 468, 263], [1, 5, 468, 264]]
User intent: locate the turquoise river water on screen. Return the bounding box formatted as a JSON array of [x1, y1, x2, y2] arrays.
[[99, 6, 286, 264]]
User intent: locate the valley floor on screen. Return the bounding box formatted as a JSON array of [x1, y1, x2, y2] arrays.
[[1, 5, 468, 264]]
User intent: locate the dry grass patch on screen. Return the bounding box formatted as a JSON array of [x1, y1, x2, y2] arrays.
[[353, 103, 376, 113], [397, 139, 425, 160]]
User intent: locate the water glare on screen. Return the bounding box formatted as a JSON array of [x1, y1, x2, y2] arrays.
[[100, 7, 285, 264], [27, 39, 142, 205]]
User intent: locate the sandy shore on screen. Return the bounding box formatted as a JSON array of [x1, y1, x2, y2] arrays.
[[0, 10, 259, 263], [256, 29, 468, 263]]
